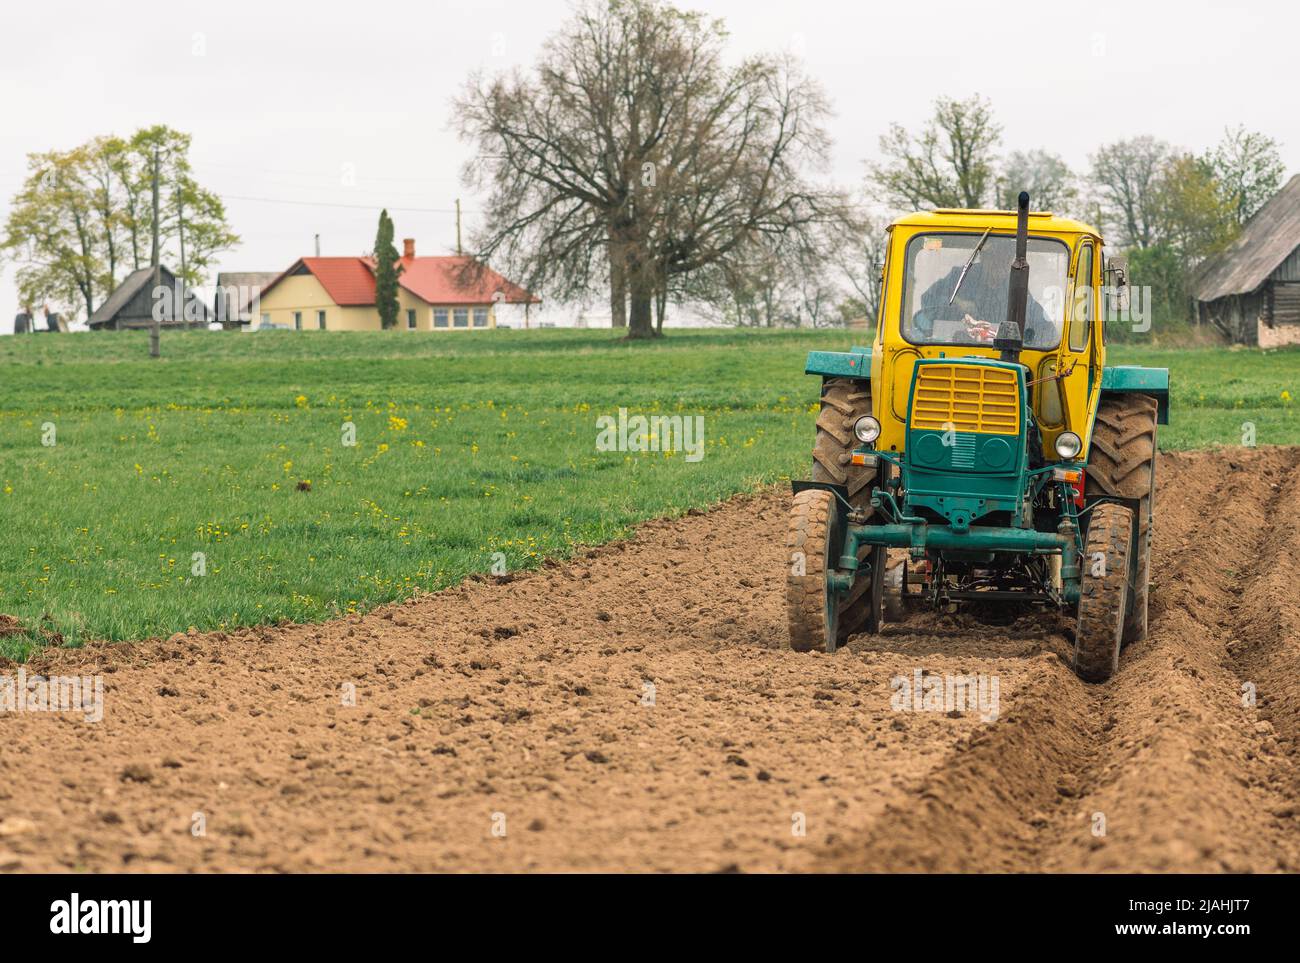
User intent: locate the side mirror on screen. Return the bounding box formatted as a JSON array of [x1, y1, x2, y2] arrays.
[[1106, 256, 1130, 313]]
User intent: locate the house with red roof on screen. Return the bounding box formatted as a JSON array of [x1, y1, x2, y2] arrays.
[[252, 239, 538, 331]]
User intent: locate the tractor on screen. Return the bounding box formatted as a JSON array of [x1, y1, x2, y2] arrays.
[[787, 192, 1168, 682]]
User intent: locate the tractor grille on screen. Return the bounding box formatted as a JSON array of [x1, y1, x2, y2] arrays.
[[910, 364, 1019, 435]]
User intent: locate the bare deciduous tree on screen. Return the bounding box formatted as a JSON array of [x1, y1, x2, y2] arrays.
[[829, 209, 887, 325], [455, 0, 839, 339], [1089, 136, 1171, 249], [997, 149, 1078, 214], [868, 95, 1001, 210]]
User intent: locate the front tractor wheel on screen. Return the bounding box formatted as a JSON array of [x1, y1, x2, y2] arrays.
[[1072, 502, 1134, 683], [811, 376, 884, 638], [786, 489, 844, 653], [812, 377, 878, 504]]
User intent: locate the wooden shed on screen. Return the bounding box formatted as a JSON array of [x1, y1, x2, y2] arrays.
[[88, 265, 210, 330], [213, 271, 279, 330], [1193, 173, 1300, 346]]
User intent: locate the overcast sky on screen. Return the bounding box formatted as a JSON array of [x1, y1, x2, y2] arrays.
[[0, 0, 1291, 333]]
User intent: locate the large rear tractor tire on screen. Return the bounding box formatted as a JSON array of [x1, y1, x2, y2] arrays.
[[1085, 393, 1157, 644], [786, 489, 842, 652], [811, 377, 884, 638], [1073, 502, 1134, 683]]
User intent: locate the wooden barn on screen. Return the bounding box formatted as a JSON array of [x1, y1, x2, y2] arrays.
[[88, 265, 210, 330], [1193, 173, 1300, 346]]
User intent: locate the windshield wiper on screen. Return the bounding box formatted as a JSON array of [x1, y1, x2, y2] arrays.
[[948, 227, 993, 306]]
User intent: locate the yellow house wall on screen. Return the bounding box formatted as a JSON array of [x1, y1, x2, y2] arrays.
[[256, 274, 378, 331], [257, 271, 501, 332], [398, 294, 498, 332]]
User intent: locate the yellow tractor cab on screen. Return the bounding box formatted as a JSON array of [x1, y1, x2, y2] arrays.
[[789, 193, 1169, 682], [871, 206, 1104, 461]]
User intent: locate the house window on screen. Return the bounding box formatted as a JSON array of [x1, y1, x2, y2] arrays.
[[472, 307, 488, 328], [317, 310, 327, 330], [453, 308, 469, 328], [294, 311, 302, 331], [407, 308, 417, 330], [434, 308, 449, 328]]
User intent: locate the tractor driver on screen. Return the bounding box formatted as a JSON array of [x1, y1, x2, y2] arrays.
[[910, 243, 1056, 348]]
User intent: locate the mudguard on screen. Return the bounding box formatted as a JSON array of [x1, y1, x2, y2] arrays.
[[805, 348, 871, 379], [1100, 365, 1169, 425]]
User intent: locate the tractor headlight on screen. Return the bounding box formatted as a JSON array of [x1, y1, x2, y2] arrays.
[[1055, 431, 1083, 460], [853, 415, 881, 444]]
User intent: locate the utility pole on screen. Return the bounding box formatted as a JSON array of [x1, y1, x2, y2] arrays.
[[150, 147, 161, 358], [177, 176, 187, 329], [455, 198, 462, 256]]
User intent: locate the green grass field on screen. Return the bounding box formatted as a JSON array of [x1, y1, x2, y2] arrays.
[[1, 327, 1297, 657]]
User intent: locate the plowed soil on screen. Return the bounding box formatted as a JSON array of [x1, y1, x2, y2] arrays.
[[3, 448, 1299, 873]]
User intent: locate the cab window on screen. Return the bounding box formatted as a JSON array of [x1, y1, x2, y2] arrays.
[[900, 232, 1068, 350], [1069, 244, 1093, 352]]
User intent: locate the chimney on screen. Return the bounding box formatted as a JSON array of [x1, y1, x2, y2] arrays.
[[403, 238, 415, 259]]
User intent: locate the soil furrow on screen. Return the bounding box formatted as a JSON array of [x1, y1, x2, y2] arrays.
[[0, 449, 1295, 873], [1223, 451, 1300, 834], [1040, 447, 1300, 872], [819, 448, 1300, 873]]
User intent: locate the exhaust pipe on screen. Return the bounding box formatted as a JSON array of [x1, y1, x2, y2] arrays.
[[995, 191, 1030, 365]]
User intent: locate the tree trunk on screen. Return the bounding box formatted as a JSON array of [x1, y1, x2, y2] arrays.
[[178, 188, 188, 327], [80, 283, 94, 324], [104, 227, 117, 292], [609, 236, 627, 329], [127, 197, 141, 269], [655, 278, 667, 335], [627, 273, 656, 339], [70, 201, 96, 321]]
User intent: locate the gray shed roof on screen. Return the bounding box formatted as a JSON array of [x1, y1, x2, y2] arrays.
[[1193, 173, 1300, 302], [89, 266, 170, 324], [89, 265, 213, 326], [214, 272, 279, 315]]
